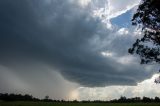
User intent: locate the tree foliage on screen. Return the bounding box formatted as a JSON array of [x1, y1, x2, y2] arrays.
[[1, 93, 160, 103], [129, 0, 160, 64]]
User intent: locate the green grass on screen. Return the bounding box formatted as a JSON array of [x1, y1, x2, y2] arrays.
[[0, 102, 160, 106]]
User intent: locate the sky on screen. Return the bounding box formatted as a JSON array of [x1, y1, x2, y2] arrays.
[[0, 0, 160, 100]]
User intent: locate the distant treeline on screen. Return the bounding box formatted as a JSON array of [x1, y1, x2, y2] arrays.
[[0, 93, 39, 102], [1, 93, 160, 103]]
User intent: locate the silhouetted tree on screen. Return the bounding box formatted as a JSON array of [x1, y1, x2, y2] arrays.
[[129, 0, 160, 65], [1, 93, 160, 103], [129, 0, 160, 84], [42, 95, 54, 102], [142, 96, 152, 102], [119, 96, 127, 102], [155, 97, 160, 102], [45, 95, 49, 100], [0, 93, 39, 101]]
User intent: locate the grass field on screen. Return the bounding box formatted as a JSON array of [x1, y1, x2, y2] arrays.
[[0, 102, 160, 106]]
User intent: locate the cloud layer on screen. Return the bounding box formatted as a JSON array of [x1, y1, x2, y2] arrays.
[[0, 0, 155, 93], [78, 74, 160, 100]]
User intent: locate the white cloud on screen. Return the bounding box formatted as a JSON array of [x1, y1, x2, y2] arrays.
[[90, 0, 141, 20], [77, 0, 91, 7], [76, 74, 160, 100], [101, 51, 114, 57], [89, 0, 140, 28], [107, 0, 141, 19], [118, 28, 129, 35]]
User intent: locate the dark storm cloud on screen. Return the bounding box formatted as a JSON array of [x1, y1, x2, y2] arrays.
[[0, 0, 154, 87]]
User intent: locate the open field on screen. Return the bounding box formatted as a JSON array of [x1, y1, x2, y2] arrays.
[[1, 102, 160, 106]]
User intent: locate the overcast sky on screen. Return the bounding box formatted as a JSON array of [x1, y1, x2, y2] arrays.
[[0, 0, 160, 100]]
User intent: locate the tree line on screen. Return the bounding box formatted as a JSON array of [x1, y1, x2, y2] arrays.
[[0, 93, 160, 103]]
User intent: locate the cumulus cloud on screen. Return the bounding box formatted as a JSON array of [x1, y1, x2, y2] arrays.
[[117, 28, 129, 35], [90, 0, 141, 28], [91, 0, 141, 21], [78, 74, 160, 100], [107, 0, 141, 19], [0, 0, 156, 96]]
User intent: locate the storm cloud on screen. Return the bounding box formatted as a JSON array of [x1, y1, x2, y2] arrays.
[[0, 0, 155, 90]]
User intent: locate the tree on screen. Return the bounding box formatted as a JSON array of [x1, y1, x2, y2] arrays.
[[129, 0, 160, 64], [128, 0, 160, 84], [45, 95, 49, 100], [128, 0, 160, 83]]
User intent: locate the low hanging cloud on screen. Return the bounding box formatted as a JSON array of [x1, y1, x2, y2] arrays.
[[0, 0, 155, 92], [78, 74, 160, 100], [0, 65, 79, 99]]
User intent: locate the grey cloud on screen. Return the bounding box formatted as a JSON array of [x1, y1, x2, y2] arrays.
[[0, 65, 79, 99], [0, 0, 155, 89]]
